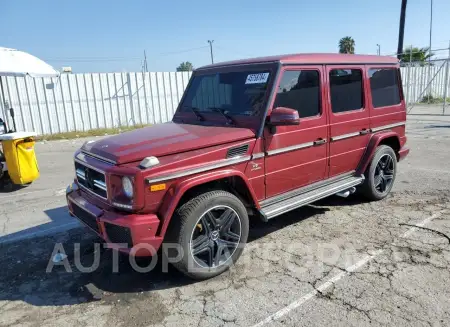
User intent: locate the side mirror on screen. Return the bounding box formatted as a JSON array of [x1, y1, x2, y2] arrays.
[[269, 107, 300, 126]]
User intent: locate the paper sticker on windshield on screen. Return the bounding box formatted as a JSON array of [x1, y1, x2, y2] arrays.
[[245, 73, 269, 84]]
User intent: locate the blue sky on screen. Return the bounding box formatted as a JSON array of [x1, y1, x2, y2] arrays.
[[2, 0, 449, 72]]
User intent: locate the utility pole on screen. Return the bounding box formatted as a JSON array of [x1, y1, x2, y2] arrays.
[[207, 40, 214, 64], [397, 0, 407, 59], [377, 44, 381, 55], [427, 0, 433, 103], [143, 50, 148, 72]]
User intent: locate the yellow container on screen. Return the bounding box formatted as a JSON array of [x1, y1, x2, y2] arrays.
[[2, 137, 39, 184]]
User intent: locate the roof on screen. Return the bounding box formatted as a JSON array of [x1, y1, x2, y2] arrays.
[[198, 53, 399, 70]]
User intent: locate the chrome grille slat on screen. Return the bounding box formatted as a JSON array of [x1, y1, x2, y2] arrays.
[[74, 161, 108, 199], [93, 180, 107, 191], [76, 169, 86, 180]]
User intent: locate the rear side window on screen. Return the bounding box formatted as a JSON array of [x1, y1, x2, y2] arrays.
[[369, 68, 401, 108], [273, 70, 320, 118], [329, 69, 363, 113]]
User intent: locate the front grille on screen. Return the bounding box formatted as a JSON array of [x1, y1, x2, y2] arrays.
[[104, 223, 133, 247], [75, 161, 107, 199], [71, 202, 100, 233]]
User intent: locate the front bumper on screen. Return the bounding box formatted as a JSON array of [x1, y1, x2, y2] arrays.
[[66, 183, 163, 256]]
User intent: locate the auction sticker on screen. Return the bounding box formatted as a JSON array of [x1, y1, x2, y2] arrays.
[[245, 73, 269, 84]]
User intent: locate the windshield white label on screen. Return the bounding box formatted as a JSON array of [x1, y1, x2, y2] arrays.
[[245, 73, 269, 84]]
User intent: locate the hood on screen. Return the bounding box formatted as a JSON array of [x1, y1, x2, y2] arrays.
[[82, 122, 255, 165]]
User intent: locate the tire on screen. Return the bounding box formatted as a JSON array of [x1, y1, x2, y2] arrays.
[[361, 145, 397, 201], [163, 190, 249, 280]]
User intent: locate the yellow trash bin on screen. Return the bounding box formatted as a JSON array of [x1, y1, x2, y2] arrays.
[[0, 132, 39, 184]]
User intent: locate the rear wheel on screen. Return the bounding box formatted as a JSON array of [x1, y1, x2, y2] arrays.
[[361, 145, 397, 201], [164, 190, 249, 280]]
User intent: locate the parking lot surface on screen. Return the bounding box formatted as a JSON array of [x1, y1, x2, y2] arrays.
[[1, 107, 450, 327]]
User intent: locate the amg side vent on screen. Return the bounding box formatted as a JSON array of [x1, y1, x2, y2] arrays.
[[226, 144, 249, 158]]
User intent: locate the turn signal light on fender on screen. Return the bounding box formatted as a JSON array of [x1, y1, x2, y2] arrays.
[[150, 183, 166, 192]]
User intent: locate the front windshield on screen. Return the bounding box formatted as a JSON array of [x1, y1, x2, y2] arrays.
[[178, 69, 272, 118]]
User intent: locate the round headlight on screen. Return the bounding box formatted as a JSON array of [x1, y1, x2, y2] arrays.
[[122, 176, 134, 198]]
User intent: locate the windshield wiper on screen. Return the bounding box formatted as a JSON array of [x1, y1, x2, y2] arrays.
[[207, 107, 236, 125], [183, 106, 205, 121]]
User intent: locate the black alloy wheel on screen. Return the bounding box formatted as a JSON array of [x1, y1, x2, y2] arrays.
[[190, 205, 241, 268], [374, 153, 395, 193]]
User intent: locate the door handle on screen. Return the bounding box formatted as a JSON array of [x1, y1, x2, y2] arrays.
[[313, 138, 327, 145], [360, 128, 371, 135]]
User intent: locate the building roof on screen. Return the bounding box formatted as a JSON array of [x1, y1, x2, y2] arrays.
[[198, 53, 399, 70]]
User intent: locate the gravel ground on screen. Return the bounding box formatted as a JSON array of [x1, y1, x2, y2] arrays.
[[1, 108, 450, 327]]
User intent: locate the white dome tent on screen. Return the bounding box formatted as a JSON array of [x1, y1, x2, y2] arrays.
[[0, 47, 60, 132]]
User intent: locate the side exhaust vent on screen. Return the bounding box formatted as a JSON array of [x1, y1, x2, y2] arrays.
[[226, 144, 249, 158]]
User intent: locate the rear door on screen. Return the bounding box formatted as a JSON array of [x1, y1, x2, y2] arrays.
[[264, 66, 328, 198], [326, 66, 370, 177], [366, 65, 406, 132]]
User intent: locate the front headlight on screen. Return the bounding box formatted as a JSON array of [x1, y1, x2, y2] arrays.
[[122, 176, 134, 199]]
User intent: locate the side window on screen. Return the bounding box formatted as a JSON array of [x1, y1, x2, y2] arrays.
[[273, 70, 320, 118], [329, 69, 363, 113], [369, 68, 401, 108]]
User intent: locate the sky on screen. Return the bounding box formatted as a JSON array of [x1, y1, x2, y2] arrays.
[[1, 0, 450, 73]]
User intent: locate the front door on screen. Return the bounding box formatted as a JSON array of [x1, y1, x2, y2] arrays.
[[264, 66, 328, 198], [326, 66, 370, 177]]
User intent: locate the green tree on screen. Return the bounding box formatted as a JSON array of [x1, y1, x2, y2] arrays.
[[176, 61, 194, 72], [339, 36, 355, 54], [399, 46, 434, 63]]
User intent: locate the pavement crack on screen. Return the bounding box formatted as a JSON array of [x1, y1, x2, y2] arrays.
[[399, 223, 450, 244]]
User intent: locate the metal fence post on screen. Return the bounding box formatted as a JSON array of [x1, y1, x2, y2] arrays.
[[98, 73, 107, 128], [41, 78, 53, 134], [75, 74, 86, 131], [66, 75, 77, 131], [126, 73, 135, 126], [24, 77, 36, 132], [134, 72, 142, 125], [32, 77, 45, 134], [91, 73, 100, 129], [443, 42, 450, 115], [141, 71, 149, 124], [59, 76, 69, 132], [106, 73, 114, 127], [13, 77, 26, 131], [82, 74, 92, 130]]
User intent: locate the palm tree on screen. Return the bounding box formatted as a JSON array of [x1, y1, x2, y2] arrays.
[[176, 62, 194, 72], [339, 37, 355, 54], [399, 47, 434, 64]]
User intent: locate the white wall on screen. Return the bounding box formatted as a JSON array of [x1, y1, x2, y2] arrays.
[[0, 72, 192, 135]]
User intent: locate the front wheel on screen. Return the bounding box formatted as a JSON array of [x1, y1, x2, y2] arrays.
[[164, 190, 249, 280], [361, 145, 397, 201]]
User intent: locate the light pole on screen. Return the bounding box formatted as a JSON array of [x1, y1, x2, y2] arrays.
[[377, 44, 381, 55], [397, 0, 408, 59], [207, 40, 214, 64]]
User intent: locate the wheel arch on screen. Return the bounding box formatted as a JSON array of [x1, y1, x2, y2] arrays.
[[357, 131, 401, 175], [156, 169, 259, 237]]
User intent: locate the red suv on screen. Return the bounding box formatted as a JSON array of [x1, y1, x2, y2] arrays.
[[66, 53, 409, 279]]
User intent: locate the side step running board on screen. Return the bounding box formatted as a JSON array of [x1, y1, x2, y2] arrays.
[[260, 176, 364, 220]]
